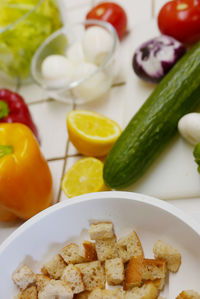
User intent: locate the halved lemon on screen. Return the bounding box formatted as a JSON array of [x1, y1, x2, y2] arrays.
[[67, 110, 121, 157], [61, 157, 108, 198]]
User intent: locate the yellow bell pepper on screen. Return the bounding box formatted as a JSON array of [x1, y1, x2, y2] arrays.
[[0, 123, 53, 221]]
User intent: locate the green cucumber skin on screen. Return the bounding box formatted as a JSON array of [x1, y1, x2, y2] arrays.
[[103, 41, 200, 189]]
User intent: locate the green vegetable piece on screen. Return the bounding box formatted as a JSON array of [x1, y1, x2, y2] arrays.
[[193, 143, 200, 173], [0, 100, 9, 119], [0, 0, 62, 79], [103, 40, 200, 189]]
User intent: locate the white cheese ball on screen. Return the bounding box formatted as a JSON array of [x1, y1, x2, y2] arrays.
[[73, 61, 97, 81], [73, 62, 111, 102], [82, 26, 113, 66], [67, 42, 85, 65], [41, 54, 75, 86], [178, 113, 200, 145]]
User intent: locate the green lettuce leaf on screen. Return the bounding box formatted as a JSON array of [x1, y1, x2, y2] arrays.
[[0, 0, 62, 79]]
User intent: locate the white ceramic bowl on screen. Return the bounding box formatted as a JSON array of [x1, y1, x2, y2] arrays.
[[0, 191, 200, 297]]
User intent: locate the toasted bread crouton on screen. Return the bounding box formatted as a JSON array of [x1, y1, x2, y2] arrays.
[[75, 291, 91, 299], [153, 240, 181, 273], [124, 282, 159, 299], [142, 259, 166, 281], [176, 290, 200, 299], [36, 274, 51, 292], [88, 288, 123, 299], [12, 264, 36, 290], [117, 231, 144, 263], [76, 261, 105, 291], [38, 279, 73, 299], [105, 257, 124, 285], [145, 277, 165, 291], [60, 243, 85, 264], [89, 222, 114, 240], [41, 254, 66, 279], [80, 241, 97, 262], [153, 278, 165, 290], [61, 264, 85, 294], [124, 256, 143, 289], [95, 236, 118, 261], [103, 288, 123, 299], [87, 288, 104, 299], [17, 286, 38, 299]]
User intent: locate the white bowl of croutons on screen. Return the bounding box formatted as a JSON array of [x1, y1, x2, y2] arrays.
[[0, 191, 200, 298]]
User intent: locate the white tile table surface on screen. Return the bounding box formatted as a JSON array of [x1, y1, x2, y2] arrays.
[[0, 0, 200, 244]]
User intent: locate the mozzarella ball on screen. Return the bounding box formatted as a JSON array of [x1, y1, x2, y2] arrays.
[[178, 113, 200, 145], [67, 42, 85, 65], [41, 54, 75, 83], [72, 62, 111, 101], [73, 62, 97, 81], [82, 26, 113, 66]]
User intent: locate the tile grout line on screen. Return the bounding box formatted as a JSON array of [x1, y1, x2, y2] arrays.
[[15, 78, 21, 92], [47, 153, 82, 162], [27, 82, 126, 106], [152, 0, 155, 18], [28, 98, 55, 106], [55, 139, 70, 203], [56, 102, 77, 203]]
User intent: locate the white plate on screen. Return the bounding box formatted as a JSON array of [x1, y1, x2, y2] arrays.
[[0, 191, 200, 297]]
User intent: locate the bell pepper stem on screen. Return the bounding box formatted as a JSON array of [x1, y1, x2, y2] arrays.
[[0, 145, 13, 158], [0, 100, 9, 119]]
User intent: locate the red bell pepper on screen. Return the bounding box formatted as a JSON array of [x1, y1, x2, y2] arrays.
[[0, 89, 39, 142]]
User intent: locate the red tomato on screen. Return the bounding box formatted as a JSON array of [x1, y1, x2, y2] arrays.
[[86, 2, 127, 40], [158, 0, 200, 44]]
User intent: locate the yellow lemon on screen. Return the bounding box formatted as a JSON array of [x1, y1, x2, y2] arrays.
[[67, 110, 121, 157], [61, 157, 108, 198]]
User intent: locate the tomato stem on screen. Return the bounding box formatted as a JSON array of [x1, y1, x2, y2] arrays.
[[96, 7, 104, 16], [177, 3, 188, 10]]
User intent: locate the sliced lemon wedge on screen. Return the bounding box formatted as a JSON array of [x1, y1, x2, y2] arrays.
[[67, 110, 121, 157], [61, 157, 108, 198]]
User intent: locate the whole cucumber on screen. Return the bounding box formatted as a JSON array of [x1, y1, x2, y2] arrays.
[[103, 41, 200, 189]]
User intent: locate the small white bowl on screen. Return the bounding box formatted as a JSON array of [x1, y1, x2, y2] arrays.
[[31, 20, 119, 104], [0, 191, 200, 297]]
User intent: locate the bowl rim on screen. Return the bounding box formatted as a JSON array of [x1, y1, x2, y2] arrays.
[[0, 191, 200, 255], [0, 0, 44, 34], [31, 19, 119, 92]]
